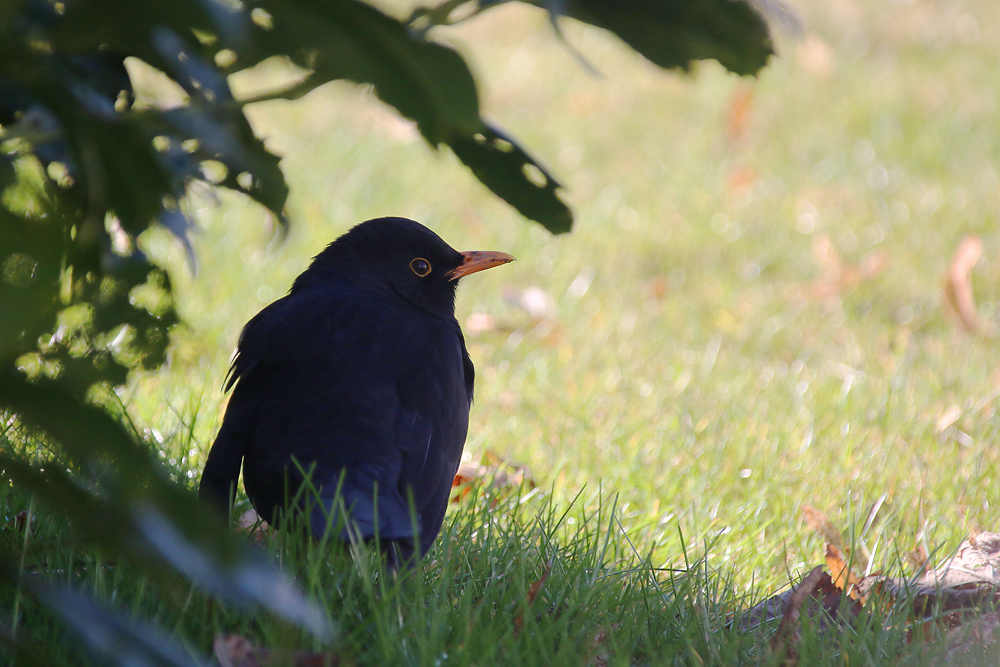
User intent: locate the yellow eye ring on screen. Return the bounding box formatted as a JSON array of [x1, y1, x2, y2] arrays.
[[410, 257, 432, 277]]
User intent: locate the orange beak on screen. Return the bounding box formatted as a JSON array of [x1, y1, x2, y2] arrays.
[[447, 250, 516, 281]]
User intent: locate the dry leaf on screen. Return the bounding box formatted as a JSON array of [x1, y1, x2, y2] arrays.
[[726, 166, 758, 195], [796, 35, 836, 78], [936, 405, 962, 433], [942, 235, 983, 332], [809, 235, 888, 300], [938, 611, 1000, 664], [451, 451, 535, 505], [825, 543, 864, 602], [214, 635, 265, 667], [802, 505, 845, 553], [237, 509, 270, 546], [213, 634, 339, 667], [514, 561, 553, 634], [503, 286, 556, 322], [906, 542, 931, 574], [727, 84, 754, 144]]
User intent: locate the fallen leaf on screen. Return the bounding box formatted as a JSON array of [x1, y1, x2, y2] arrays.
[[237, 509, 270, 546], [935, 405, 962, 433], [464, 312, 497, 336], [514, 561, 553, 634], [213, 634, 340, 667], [938, 611, 1000, 664], [825, 543, 864, 602], [802, 505, 845, 553], [809, 235, 888, 300], [768, 566, 861, 665], [857, 531, 1000, 630], [451, 451, 535, 505], [796, 34, 836, 77], [726, 166, 758, 195], [906, 539, 931, 574], [942, 235, 983, 332], [727, 84, 754, 144], [503, 286, 556, 322]]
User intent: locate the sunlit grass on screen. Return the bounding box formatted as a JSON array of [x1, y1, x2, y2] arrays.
[[131, 0, 999, 589], [8, 0, 999, 663]]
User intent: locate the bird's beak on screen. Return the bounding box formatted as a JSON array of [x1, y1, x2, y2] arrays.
[[447, 250, 515, 281]]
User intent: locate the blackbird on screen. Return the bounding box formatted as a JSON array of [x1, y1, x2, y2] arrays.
[[199, 217, 513, 563]]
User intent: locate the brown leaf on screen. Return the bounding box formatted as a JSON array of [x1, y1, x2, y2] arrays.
[[514, 561, 553, 634], [727, 84, 754, 144], [825, 543, 864, 602], [451, 451, 535, 505], [938, 611, 1000, 664], [769, 566, 822, 665], [935, 405, 962, 434], [906, 541, 931, 574], [802, 505, 845, 553], [942, 235, 983, 332], [769, 566, 862, 665], [213, 634, 340, 667], [857, 531, 1000, 632], [214, 635, 265, 667], [808, 235, 888, 300], [237, 508, 270, 545], [503, 286, 556, 322], [796, 35, 836, 78]]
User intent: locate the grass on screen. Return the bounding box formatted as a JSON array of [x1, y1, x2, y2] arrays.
[[5, 0, 1000, 664]]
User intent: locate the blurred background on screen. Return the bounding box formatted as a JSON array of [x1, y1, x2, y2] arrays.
[[130, 0, 999, 591]]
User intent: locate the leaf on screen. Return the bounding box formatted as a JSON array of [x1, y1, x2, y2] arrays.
[[415, 0, 778, 76], [942, 235, 983, 333], [452, 450, 535, 505], [213, 633, 342, 667], [801, 505, 845, 554], [513, 560, 553, 633], [0, 374, 331, 639], [251, 0, 481, 143], [18, 579, 208, 667], [447, 123, 572, 234], [540, 0, 775, 76], [824, 543, 864, 602]]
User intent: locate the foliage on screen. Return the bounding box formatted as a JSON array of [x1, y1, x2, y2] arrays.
[[0, 0, 776, 663]]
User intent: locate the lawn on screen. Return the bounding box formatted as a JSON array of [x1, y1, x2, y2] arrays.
[[6, 0, 1000, 664]]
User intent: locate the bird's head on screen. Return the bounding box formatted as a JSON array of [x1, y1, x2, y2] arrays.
[[296, 217, 515, 318]]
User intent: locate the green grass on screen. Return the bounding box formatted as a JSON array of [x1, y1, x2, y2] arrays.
[[5, 0, 1000, 664]]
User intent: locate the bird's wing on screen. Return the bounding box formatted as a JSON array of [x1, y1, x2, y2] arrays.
[[198, 296, 311, 513]]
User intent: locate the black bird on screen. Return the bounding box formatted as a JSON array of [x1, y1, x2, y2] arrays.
[[199, 217, 514, 563]]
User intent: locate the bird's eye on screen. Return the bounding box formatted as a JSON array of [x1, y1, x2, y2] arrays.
[[410, 257, 432, 277]]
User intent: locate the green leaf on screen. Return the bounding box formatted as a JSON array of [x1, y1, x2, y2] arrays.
[[250, 0, 482, 144], [22, 578, 209, 667], [448, 123, 572, 234], [0, 375, 332, 639], [545, 0, 775, 76]]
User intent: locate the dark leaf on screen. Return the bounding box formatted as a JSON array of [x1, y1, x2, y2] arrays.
[[0, 375, 331, 639], [448, 123, 572, 234], [554, 0, 775, 77], [414, 0, 776, 76], [24, 578, 208, 667], [250, 0, 482, 143]]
